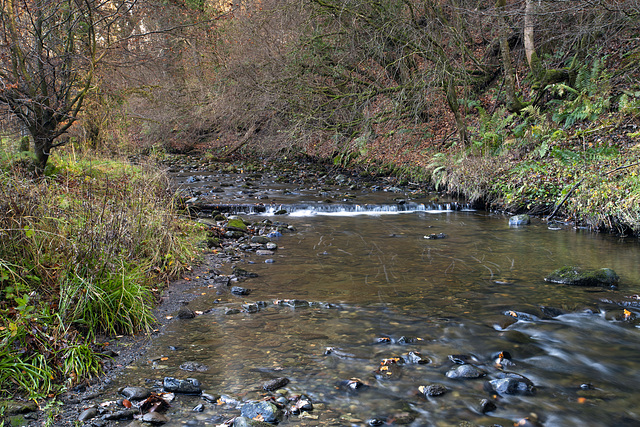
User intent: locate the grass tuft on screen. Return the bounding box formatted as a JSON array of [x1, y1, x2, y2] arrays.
[[0, 148, 205, 398]]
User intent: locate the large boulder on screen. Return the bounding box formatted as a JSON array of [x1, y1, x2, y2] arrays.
[[544, 266, 619, 287]]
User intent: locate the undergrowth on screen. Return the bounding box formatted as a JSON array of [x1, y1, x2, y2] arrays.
[[0, 150, 205, 399]]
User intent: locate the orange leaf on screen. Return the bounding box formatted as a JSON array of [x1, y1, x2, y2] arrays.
[[123, 399, 132, 408]]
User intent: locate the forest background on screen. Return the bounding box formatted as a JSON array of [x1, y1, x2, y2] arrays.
[[1, 0, 640, 410]]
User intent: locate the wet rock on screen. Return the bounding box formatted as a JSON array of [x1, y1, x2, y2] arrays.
[[419, 384, 447, 396], [324, 347, 356, 358], [445, 364, 487, 379], [504, 310, 540, 322], [233, 268, 259, 278], [162, 377, 201, 394], [485, 372, 536, 395], [103, 409, 138, 420], [242, 302, 260, 313], [212, 276, 230, 286], [402, 351, 430, 364], [227, 218, 248, 232], [231, 286, 251, 296], [179, 361, 209, 372], [251, 236, 270, 244], [509, 214, 531, 226], [78, 407, 98, 422], [539, 305, 565, 317], [233, 416, 273, 427], [515, 415, 544, 427], [545, 266, 619, 287], [141, 412, 169, 424], [274, 298, 308, 307], [263, 377, 290, 391], [367, 418, 386, 426], [177, 306, 196, 319], [121, 386, 151, 401], [0, 399, 38, 415], [492, 351, 515, 369], [373, 336, 392, 344], [290, 396, 313, 414], [479, 398, 497, 413], [193, 403, 205, 412], [240, 401, 282, 423], [267, 231, 282, 239], [201, 393, 219, 402], [255, 249, 274, 256], [225, 308, 242, 315], [337, 378, 369, 393], [424, 233, 447, 239], [447, 354, 479, 365], [396, 336, 422, 344], [387, 410, 416, 424], [374, 362, 402, 380], [266, 242, 278, 250]]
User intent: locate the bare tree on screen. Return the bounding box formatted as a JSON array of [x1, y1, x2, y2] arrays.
[[0, 0, 136, 171]]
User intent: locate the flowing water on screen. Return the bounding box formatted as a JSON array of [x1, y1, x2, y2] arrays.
[[115, 169, 640, 426]]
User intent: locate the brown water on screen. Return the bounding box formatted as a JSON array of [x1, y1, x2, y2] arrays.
[[114, 171, 640, 426]]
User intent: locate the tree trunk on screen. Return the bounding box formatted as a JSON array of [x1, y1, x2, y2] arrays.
[[444, 76, 467, 145], [524, 0, 536, 71], [33, 135, 53, 173], [497, 0, 523, 112]]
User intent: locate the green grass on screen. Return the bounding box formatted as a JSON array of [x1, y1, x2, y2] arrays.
[[0, 149, 205, 398]]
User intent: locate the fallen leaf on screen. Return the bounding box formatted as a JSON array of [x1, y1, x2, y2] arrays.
[[122, 399, 132, 408]]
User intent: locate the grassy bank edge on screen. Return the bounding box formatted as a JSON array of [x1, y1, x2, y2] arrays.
[[0, 151, 206, 404]]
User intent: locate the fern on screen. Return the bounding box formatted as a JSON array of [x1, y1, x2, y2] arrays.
[[550, 58, 611, 128]]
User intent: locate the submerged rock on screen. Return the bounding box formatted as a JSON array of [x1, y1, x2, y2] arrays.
[[233, 267, 259, 278], [509, 214, 531, 226], [479, 398, 497, 413], [179, 361, 209, 372], [240, 401, 282, 423], [337, 378, 369, 393], [424, 233, 447, 239], [262, 377, 290, 391], [545, 266, 619, 287], [374, 362, 402, 380], [419, 384, 447, 396], [163, 377, 201, 394], [231, 286, 251, 296], [177, 306, 196, 319]]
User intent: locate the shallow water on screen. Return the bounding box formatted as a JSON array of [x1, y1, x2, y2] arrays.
[[115, 170, 640, 426]]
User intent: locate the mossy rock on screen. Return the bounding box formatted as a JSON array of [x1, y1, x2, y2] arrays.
[[544, 266, 619, 287], [0, 400, 38, 415], [227, 218, 248, 232]]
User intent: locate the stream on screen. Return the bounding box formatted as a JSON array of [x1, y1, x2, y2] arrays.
[[112, 165, 640, 427]]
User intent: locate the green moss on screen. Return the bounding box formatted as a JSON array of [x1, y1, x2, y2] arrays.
[[544, 266, 619, 287], [227, 218, 248, 231]]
